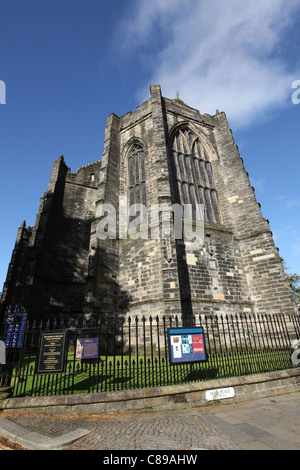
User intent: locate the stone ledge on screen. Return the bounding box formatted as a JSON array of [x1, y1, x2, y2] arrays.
[[1, 368, 299, 415]]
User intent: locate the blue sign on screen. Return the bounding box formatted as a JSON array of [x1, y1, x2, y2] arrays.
[[168, 327, 207, 365], [5, 314, 26, 348]]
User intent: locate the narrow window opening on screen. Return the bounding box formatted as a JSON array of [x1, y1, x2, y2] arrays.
[[128, 144, 147, 223]]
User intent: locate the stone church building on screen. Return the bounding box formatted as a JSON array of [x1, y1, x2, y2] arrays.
[[0, 85, 297, 321]]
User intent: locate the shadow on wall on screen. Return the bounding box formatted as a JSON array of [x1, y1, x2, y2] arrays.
[[25, 215, 133, 322]]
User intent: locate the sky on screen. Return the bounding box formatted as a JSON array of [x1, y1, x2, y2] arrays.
[[0, 0, 300, 291]]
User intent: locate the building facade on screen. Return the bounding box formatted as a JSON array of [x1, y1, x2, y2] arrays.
[[0, 85, 297, 321]]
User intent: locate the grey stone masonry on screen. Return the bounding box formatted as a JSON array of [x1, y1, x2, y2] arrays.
[[0, 85, 297, 320]]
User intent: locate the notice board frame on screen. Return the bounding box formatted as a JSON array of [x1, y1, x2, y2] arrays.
[[168, 326, 208, 365], [37, 331, 68, 374]]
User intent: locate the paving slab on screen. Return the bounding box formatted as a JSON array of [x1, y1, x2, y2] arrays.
[[0, 417, 91, 450]]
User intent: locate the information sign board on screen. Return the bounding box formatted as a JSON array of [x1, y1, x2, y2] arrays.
[[75, 338, 99, 360], [5, 313, 26, 348], [168, 327, 207, 365], [37, 332, 67, 374]]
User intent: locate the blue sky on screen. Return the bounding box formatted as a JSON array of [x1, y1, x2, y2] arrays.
[[0, 0, 300, 291]]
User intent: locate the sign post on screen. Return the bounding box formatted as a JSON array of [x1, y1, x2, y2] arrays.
[[168, 327, 207, 365]]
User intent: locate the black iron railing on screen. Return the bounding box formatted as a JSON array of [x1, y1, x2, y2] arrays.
[[0, 307, 299, 397]]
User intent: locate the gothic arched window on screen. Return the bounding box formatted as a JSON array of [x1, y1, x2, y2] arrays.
[[172, 128, 222, 224], [128, 144, 147, 221]]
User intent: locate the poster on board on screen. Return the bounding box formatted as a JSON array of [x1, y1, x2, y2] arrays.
[[168, 327, 207, 365], [75, 338, 99, 360]]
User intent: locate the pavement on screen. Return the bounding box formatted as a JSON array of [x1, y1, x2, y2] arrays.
[[0, 391, 300, 451]]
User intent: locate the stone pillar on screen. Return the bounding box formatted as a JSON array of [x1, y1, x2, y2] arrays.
[[89, 113, 121, 317], [150, 85, 184, 319], [213, 112, 297, 314]]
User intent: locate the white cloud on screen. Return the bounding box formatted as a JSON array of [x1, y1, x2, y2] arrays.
[[286, 199, 300, 209], [117, 0, 182, 50], [292, 238, 300, 255], [117, 0, 300, 129]]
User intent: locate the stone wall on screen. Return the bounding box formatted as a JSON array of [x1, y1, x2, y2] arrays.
[[1, 156, 101, 319], [1, 369, 299, 415]]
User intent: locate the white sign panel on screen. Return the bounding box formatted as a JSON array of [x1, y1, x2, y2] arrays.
[[170, 335, 182, 358], [205, 387, 235, 401], [0, 340, 6, 365]]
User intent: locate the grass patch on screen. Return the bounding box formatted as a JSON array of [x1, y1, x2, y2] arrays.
[[8, 347, 296, 397]]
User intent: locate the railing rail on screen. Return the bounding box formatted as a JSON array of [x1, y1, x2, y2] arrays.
[[1, 307, 299, 397]]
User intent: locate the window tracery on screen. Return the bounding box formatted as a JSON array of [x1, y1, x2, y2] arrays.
[[127, 144, 147, 224], [172, 129, 222, 224]]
